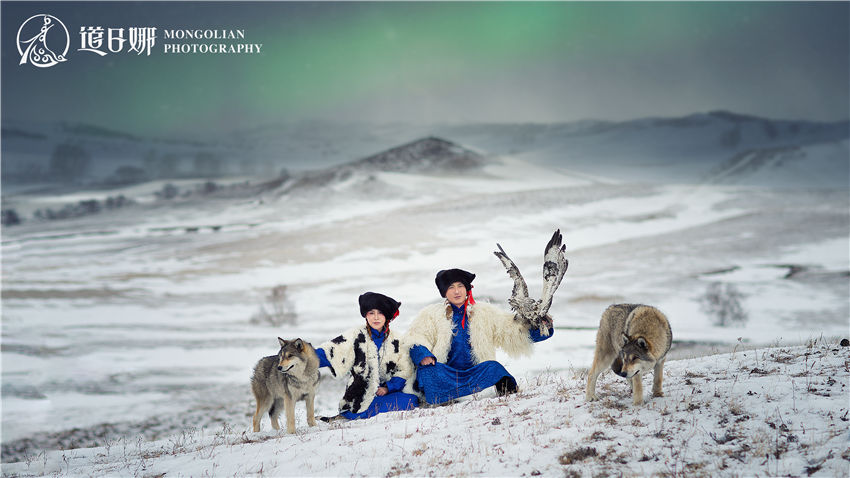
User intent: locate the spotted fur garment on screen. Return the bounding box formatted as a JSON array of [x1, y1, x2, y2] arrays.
[[320, 326, 415, 414]]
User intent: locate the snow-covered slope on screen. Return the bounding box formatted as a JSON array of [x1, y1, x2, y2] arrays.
[[4, 112, 847, 193], [1, 121, 256, 192], [280, 136, 490, 194], [3, 339, 847, 477], [436, 112, 849, 187]]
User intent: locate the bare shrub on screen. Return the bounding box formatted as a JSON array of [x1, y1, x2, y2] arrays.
[[156, 183, 180, 200], [197, 181, 219, 195], [33, 196, 135, 222], [700, 282, 748, 327], [250, 285, 297, 326], [2, 209, 22, 226]]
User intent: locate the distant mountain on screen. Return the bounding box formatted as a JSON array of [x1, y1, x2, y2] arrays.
[[350, 136, 485, 173], [429, 111, 848, 187], [282, 137, 486, 192], [3, 111, 847, 193], [0, 120, 260, 192]]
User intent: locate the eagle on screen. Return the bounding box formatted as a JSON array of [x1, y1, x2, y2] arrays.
[[494, 230, 568, 336]]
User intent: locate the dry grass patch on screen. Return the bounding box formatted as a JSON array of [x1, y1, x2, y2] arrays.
[[559, 447, 598, 465]]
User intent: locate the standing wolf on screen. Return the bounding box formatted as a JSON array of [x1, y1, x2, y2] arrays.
[[585, 304, 672, 405], [251, 338, 320, 433]]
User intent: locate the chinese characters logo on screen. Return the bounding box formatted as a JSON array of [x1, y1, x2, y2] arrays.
[[79, 26, 157, 56]]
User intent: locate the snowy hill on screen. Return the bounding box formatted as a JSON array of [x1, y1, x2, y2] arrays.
[[350, 136, 486, 173], [434, 111, 849, 187], [0, 120, 266, 194], [3, 112, 847, 193], [2, 339, 847, 476], [281, 136, 488, 194]]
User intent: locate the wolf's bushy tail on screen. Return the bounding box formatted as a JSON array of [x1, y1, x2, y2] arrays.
[[269, 397, 284, 419]]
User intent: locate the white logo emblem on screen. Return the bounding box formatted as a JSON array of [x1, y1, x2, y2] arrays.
[[17, 14, 70, 68]]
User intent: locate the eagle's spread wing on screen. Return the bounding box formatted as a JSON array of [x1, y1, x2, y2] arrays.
[[494, 242, 539, 329], [539, 229, 568, 319], [494, 230, 568, 336], [494, 243, 529, 301]]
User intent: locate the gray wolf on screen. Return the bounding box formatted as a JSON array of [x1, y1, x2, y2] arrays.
[[585, 304, 672, 405], [251, 338, 320, 433]]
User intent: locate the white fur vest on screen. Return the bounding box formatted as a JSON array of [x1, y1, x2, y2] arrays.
[[402, 301, 534, 365], [319, 326, 415, 414]]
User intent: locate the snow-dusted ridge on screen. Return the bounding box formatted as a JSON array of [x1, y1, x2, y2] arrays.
[[279, 136, 489, 194], [3, 111, 847, 192], [2, 339, 847, 477]]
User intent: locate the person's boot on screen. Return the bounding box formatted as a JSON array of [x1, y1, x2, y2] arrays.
[[319, 414, 347, 423], [495, 376, 518, 396]]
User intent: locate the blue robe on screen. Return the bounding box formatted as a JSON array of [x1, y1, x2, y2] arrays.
[[316, 327, 419, 419], [410, 303, 552, 405]]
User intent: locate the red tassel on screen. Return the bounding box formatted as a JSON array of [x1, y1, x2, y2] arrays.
[[461, 286, 474, 329], [385, 309, 399, 335]]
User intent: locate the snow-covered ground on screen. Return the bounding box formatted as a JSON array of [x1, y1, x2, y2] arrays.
[[1, 137, 848, 473], [2, 339, 848, 476]]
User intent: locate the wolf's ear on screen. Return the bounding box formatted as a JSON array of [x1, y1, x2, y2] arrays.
[[278, 337, 287, 347], [636, 337, 648, 350], [293, 338, 303, 351], [621, 333, 629, 346]]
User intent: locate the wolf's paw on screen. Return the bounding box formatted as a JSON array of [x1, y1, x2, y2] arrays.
[[632, 398, 645, 406], [585, 393, 598, 402], [652, 390, 664, 398], [307, 418, 317, 427]]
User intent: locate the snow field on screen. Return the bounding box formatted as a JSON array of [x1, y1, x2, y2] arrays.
[[3, 339, 847, 476]]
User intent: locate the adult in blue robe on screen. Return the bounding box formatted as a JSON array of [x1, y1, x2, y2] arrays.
[[410, 302, 552, 405]]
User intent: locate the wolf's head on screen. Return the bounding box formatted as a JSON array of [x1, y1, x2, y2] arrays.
[[276, 337, 310, 374], [614, 334, 656, 379]]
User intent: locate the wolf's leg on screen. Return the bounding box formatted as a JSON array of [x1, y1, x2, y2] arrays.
[[586, 350, 611, 402], [269, 398, 283, 430], [306, 394, 317, 427], [284, 394, 296, 434], [252, 395, 270, 432], [631, 373, 644, 405], [652, 359, 665, 397]]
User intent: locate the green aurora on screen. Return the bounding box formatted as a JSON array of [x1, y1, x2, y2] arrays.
[[2, 2, 847, 139]]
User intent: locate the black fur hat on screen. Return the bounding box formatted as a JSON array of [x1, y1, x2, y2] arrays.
[[435, 268, 476, 297], [358, 292, 401, 320]]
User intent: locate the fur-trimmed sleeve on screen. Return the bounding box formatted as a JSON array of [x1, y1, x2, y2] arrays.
[[472, 302, 534, 359], [402, 304, 441, 354], [319, 328, 357, 378]]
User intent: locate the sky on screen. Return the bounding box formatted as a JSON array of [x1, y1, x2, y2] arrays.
[[1, 1, 848, 140]]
